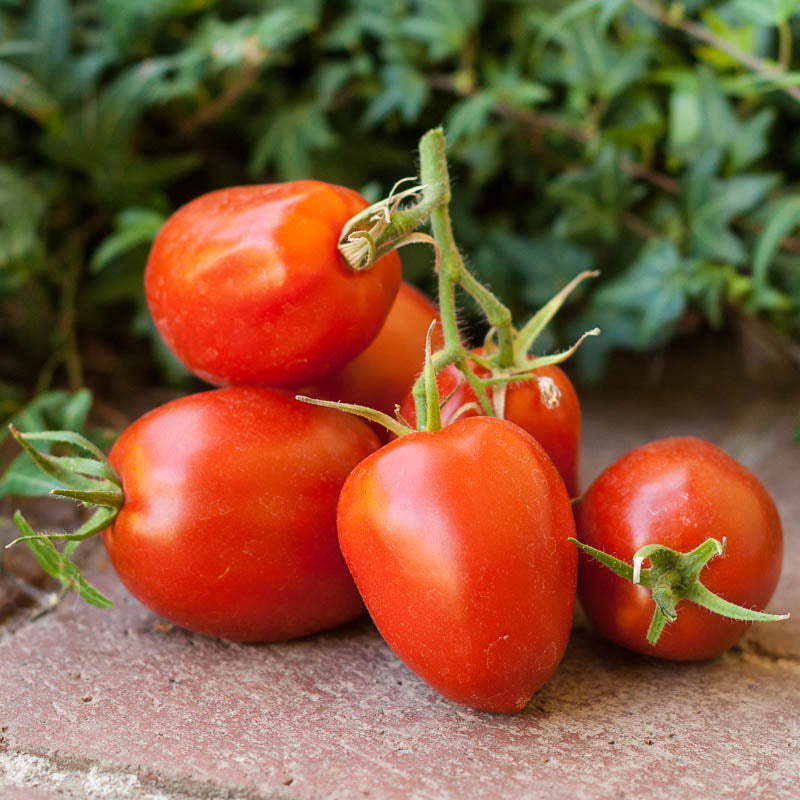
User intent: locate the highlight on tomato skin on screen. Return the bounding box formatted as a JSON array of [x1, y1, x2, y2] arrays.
[[307, 281, 443, 433], [336, 416, 577, 713], [145, 180, 402, 389], [103, 386, 380, 642], [574, 436, 784, 660], [398, 358, 582, 497]]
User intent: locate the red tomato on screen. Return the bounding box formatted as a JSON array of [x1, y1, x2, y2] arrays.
[[399, 357, 581, 497], [575, 437, 783, 660], [337, 416, 577, 712], [308, 281, 443, 427], [104, 387, 379, 641], [145, 181, 401, 388]]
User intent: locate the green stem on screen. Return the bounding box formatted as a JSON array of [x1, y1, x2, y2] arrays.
[[340, 126, 595, 433], [646, 608, 670, 645], [456, 268, 514, 366], [454, 353, 493, 415], [295, 395, 413, 439], [412, 347, 456, 430], [513, 270, 599, 363], [408, 129, 503, 423], [422, 323, 442, 432]]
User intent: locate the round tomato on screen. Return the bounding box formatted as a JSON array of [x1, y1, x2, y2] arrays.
[[575, 437, 783, 660], [399, 357, 581, 497], [145, 181, 402, 388], [308, 281, 443, 429], [104, 387, 378, 641], [337, 416, 577, 712]]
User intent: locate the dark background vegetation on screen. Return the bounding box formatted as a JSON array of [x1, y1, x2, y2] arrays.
[[2, 0, 800, 431]]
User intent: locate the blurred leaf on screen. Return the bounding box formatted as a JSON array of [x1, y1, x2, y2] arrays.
[[401, 0, 482, 60], [591, 240, 689, 346], [0, 455, 67, 496], [363, 63, 430, 127], [683, 156, 778, 264], [91, 208, 166, 272], [694, 9, 756, 70], [752, 196, 800, 286], [549, 145, 644, 240], [539, 0, 633, 40], [0, 165, 47, 286], [100, 0, 220, 53], [728, 108, 774, 171], [487, 232, 595, 308], [445, 91, 497, 146], [22, 0, 70, 82], [0, 389, 116, 498], [726, 0, 800, 26], [0, 60, 60, 123], [250, 103, 337, 178]]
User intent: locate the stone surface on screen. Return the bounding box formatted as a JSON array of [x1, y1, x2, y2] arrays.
[[1, 341, 798, 799]]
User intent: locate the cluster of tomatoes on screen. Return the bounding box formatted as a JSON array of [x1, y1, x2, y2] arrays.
[[11, 173, 786, 715]]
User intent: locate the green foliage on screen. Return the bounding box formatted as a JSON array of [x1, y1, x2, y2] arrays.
[[2, 0, 800, 394], [0, 388, 115, 497]]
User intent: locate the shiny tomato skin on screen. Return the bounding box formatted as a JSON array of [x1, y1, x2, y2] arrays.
[[575, 437, 783, 660], [337, 416, 577, 712], [145, 181, 402, 388], [399, 358, 581, 497], [309, 282, 443, 430], [104, 387, 378, 641]]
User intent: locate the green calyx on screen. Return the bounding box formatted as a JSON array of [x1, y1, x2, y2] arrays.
[[570, 537, 789, 645], [336, 127, 600, 432], [6, 425, 122, 607]]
